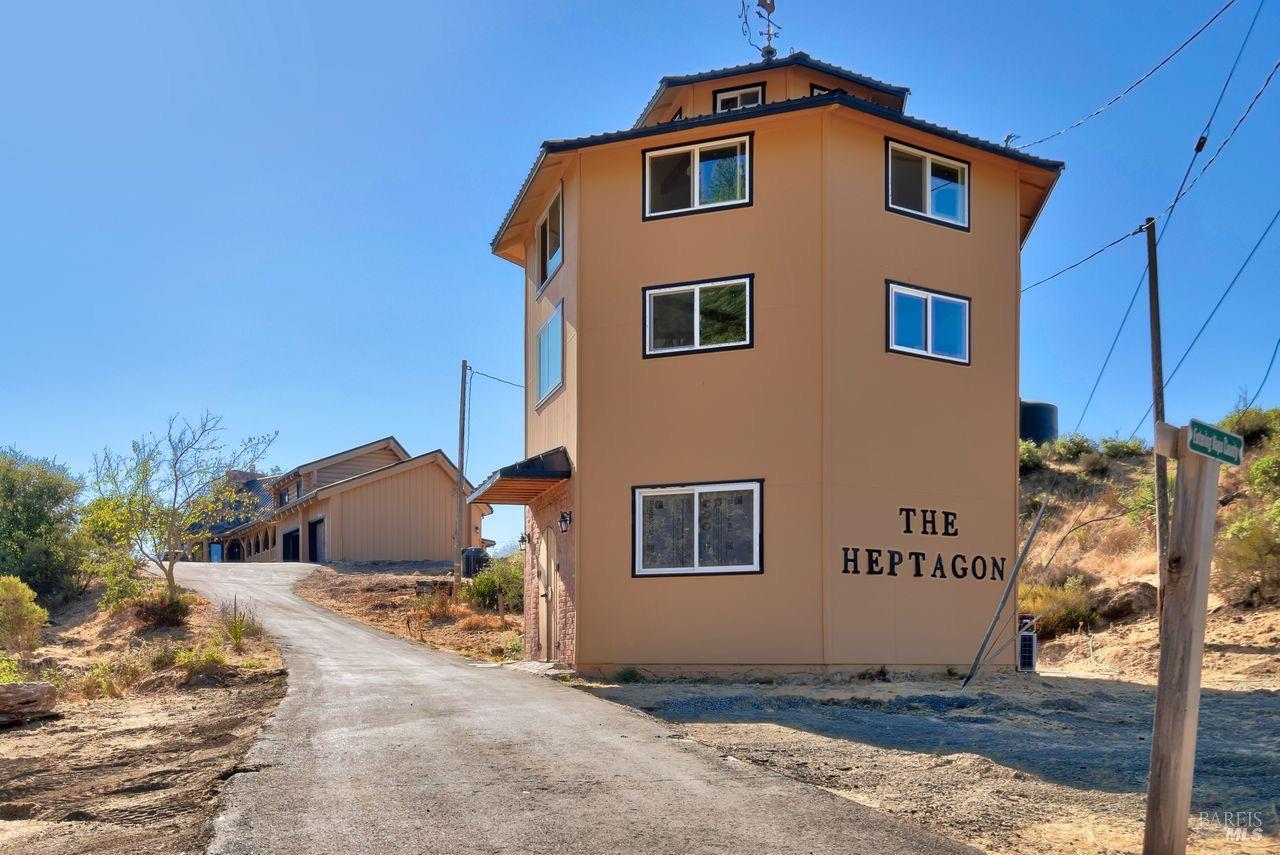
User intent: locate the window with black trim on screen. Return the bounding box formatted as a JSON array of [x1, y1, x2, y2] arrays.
[[887, 281, 970, 364], [645, 135, 750, 218], [810, 83, 831, 96], [887, 141, 969, 227], [714, 85, 763, 113], [537, 189, 563, 291], [634, 481, 762, 575], [536, 302, 564, 404], [645, 276, 751, 356], [669, 107, 683, 122]]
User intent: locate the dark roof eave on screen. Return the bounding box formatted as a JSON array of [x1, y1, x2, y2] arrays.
[[492, 92, 1064, 253]]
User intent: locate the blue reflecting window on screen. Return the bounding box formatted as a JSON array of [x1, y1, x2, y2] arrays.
[[537, 304, 563, 402], [889, 283, 969, 363]]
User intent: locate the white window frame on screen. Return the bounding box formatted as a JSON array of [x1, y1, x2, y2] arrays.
[[644, 276, 752, 355], [643, 135, 752, 218], [887, 141, 970, 227], [887, 281, 970, 364], [714, 85, 763, 114], [634, 481, 762, 576], [535, 301, 564, 406], [536, 188, 563, 295]]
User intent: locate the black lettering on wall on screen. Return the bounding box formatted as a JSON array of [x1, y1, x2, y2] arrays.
[[920, 509, 938, 536], [908, 551, 926, 577], [990, 555, 1006, 581], [866, 548, 883, 575], [942, 511, 958, 537], [931, 554, 947, 578], [842, 547, 860, 574], [971, 555, 987, 580], [887, 549, 903, 577], [898, 507, 917, 534], [951, 553, 968, 579]]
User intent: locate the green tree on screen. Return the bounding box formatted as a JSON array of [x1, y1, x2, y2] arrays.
[[93, 413, 275, 604], [0, 449, 85, 602], [0, 575, 48, 653]]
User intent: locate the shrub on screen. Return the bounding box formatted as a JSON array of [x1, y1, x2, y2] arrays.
[[131, 591, 192, 627], [0, 655, 19, 684], [0, 575, 48, 652], [1100, 436, 1148, 458], [1220, 406, 1278, 448], [503, 632, 523, 658], [146, 640, 179, 670], [1124, 473, 1175, 529], [1247, 455, 1280, 498], [217, 597, 264, 653], [1019, 574, 1097, 638], [462, 557, 524, 612], [1018, 440, 1046, 474], [0, 450, 85, 603], [97, 552, 148, 611], [457, 613, 500, 632], [78, 661, 119, 699], [175, 643, 228, 678], [614, 666, 644, 684], [1049, 433, 1099, 462], [1079, 451, 1110, 477], [411, 590, 455, 623], [1214, 511, 1280, 607]]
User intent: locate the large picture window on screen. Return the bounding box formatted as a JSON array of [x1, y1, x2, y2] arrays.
[[536, 302, 563, 403], [644, 275, 752, 356], [537, 189, 563, 293], [644, 134, 751, 219], [886, 140, 969, 228], [634, 480, 763, 576], [887, 281, 970, 364]]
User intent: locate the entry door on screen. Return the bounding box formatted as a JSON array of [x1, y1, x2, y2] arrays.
[[282, 529, 300, 562], [308, 519, 325, 563], [538, 525, 557, 662]]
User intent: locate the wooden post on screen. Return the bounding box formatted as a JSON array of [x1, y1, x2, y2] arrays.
[[1143, 424, 1220, 855], [453, 359, 468, 599], [1145, 217, 1171, 632]]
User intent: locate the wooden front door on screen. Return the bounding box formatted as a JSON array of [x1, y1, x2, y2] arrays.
[[537, 525, 557, 662]]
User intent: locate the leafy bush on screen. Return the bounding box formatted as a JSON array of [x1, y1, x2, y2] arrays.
[[614, 666, 644, 684], [1247, 455, 1280, 498], [131, 591, 192, 627], [97, 552, 149, 611], [1079, 451, 1110, 477], [1220, 406, 1278, 448], [462, 556, 524, 612], [0, 655, 19, 684], [1019, 574, 1097, 638], [78, 661, 120, 699], [1100, 436, 1148, 458], [1049, 433, 1099, 462], [0, 450, 86, 603], [1124, 473, 1175, 529], [503, 632, 523, 657], [175, 643, 228, 678], [1214, 510, 1280, 607], [0, 575, 48, 652], [147, 640, 179, 670], [1018, 440, 1046, 474]]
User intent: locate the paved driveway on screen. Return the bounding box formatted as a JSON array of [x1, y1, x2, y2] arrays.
[[174, 561, 976, 854]]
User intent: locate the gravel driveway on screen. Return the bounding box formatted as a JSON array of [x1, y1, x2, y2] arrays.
[[173, 561, 975, 855]]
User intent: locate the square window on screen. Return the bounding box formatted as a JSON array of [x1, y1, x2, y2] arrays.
[[645, 277, 751, 355], [714, 85, 763, 113], [888, 282, 969, 363], [644, 136, 751, 218], [536, 303, 563, 403], [887, 141, 969, 227], [635, 481, 762, 575]]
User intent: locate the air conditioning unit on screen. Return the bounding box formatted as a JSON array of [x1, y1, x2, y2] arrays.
[[1017, 630, 1038, 672]]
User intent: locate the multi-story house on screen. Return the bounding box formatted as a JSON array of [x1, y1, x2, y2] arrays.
[[470, 51, 1063, 675]]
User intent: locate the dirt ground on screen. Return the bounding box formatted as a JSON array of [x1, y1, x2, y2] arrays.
[[0, 585, 286, 854], [296, 565, 523, 661], [580, 608, 1280, 855]]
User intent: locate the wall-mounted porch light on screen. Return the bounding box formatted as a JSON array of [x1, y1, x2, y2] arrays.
[[558, 511, 572, 533], [517, 532, 529, 546]]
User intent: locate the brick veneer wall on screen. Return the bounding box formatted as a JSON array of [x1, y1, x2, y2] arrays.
[[524, 480, 576, 666]]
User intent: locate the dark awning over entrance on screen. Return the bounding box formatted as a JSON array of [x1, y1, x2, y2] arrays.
[[468, 447, 572, 505]]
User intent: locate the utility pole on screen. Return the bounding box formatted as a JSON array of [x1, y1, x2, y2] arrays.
[[1143, 422, 1228, 855], [1145, 217, 1170, 630], [453, 359, 468, 599]]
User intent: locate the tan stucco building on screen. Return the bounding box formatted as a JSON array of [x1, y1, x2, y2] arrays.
[[198, 436, 490, 565], [471, 52, 1062, 675]]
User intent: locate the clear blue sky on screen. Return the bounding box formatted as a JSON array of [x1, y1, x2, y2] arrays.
[[2, 1, 1277, 548]]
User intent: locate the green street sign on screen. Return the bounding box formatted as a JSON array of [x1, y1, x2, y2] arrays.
[[1188, 419, 1244, 467]]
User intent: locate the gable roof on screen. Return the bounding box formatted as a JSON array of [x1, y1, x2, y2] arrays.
[[492, 89, 1064, 254], [633, 51, 910, 128], [277, 435, 409, 480]]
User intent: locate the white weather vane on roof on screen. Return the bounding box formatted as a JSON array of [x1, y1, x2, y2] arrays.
[[739, 0, 781, 61]]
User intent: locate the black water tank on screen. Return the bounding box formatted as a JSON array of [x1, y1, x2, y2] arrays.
[[461, 547, 491, 579], [1020, 400, 1058, 445]]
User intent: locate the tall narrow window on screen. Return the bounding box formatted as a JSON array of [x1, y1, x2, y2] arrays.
[[714, 84, 763, 113], [886, 141, 969, 228], [645, 276, 751, 356], [536, 302, 564, 404], [887, 281, 970, 364], [537, 189, 563, 292], [644, 135, 751, 218], [634, 481, 763, 575]]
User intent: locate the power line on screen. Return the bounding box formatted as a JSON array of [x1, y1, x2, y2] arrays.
[[1013, 0, 1239, 150], [1247, 335, 1280, 408], [470, 368, 524, 389], [1021, 228, 1144, 293], [1127, 205, 1280, 438]]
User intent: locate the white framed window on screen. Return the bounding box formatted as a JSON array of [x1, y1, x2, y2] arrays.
[[644, 134, 751, 218], [634, 480, 763, 576], [887, 140, 969, 228], [644, 276, 751, 356], [714, 84, 763, 113], [887, 281, 970, 364], [536, 189, 563, 293], [536, 302, 564, 404]]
